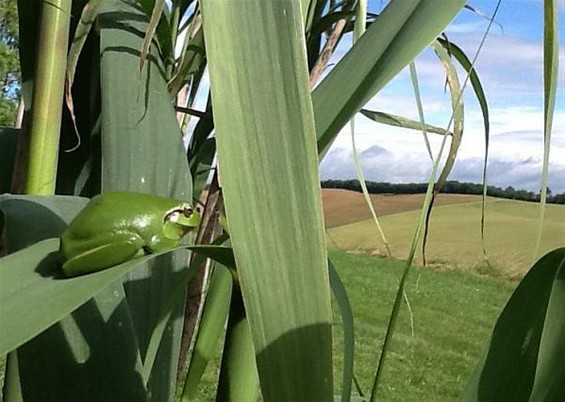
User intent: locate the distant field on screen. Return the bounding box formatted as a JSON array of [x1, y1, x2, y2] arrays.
[[326, 193, 565, 279], [322, 189, 483, 228]]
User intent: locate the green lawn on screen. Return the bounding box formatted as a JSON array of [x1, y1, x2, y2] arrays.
[[329, 249, 514, 401], [327, 198, 565, 279]]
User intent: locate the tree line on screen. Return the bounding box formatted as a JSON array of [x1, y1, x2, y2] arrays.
[[321, 179, 565, 205]]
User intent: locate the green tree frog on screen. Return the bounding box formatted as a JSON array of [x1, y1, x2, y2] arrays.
[[60, 192, 201, 277]]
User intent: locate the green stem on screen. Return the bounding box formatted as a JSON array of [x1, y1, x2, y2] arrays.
[[216, 285, 259, 402], [25, 0, 71, 195], [167, 1, 181, 80]]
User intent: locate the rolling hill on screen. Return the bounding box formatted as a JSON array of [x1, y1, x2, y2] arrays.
[[323, 189, 565, 279]]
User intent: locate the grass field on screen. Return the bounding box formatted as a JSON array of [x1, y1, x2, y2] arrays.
[[329, 250, 513, 401], [194, 250, 514, 401], [326, 192, 565, 279]]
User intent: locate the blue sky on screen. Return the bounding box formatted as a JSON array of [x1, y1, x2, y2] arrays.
[[320, 0, 565, 193]]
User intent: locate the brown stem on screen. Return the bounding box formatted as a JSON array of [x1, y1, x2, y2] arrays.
[[309, 17, 347, 89], [177, 171, 224, 384]]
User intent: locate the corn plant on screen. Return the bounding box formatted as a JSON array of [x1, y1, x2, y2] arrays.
[[0, 0, 562, 401]]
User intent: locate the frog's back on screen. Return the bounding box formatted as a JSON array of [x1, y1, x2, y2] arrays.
[[65, 192, 182, 238]]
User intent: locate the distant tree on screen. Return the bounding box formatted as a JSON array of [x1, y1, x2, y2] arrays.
[[0, 0, 20, 126], [321, 179, 565, 204]]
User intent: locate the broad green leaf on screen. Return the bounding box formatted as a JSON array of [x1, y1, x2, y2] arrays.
[[98, 0, 193, 399], [0, 194, 147, 402], [0, 238, 177, 357], [461, 248, 565, 401], [0, 194, 88, 253], [14, 270, 149, 402], [201, 0, 333, 400], [313, 0, 466, 155]]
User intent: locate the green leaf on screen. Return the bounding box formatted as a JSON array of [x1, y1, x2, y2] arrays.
[[313, 0, 466, 155], [98, 0, 194, 399], [430, 40, 463, 191], [535, 0, 559, 257], [216, 286, 260, 402], [168, 27, 207, 95], [201, 0, 333, 400], [329, 259, 354, 402], [180, 266, 232, 401], [0, 194, 148, 401], [0, 238, 176, 356], [359, 109, 451, 136], [461, 247, 565, 401], [140, 244, 234, 382], [0, 194, 88, 253], [139, 0, 166, 73]]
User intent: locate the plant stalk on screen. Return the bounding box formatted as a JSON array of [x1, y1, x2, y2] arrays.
[[25, 0, 71, 195]]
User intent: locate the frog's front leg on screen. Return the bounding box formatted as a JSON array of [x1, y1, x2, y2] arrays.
[[61, 232, 146, 277]]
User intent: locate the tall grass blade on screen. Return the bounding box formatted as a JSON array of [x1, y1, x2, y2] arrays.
[[437, 35, 492, 267], [349, 0, 391, 258], [139, 0, 165, 73], [201, 1, 333, 400], [421, 40, 463, 266], [359, 109, 452, 136], [429, 41, 463, 190], [409, 62, 433, 159], [329, 260, 354, 402], [534, 0, 559, 259], [370, 126, 450, 402], [65, 0, 101, 152]]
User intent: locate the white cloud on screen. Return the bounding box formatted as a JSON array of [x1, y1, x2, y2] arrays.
[[319, 9, 565, 194], [320, 141, 565, 193], [321, 104, 565, 193]]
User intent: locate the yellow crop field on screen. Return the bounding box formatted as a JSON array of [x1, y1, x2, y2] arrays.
[[326, 196, 565, 279]]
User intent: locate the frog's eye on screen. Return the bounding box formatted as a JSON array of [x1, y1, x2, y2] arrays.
[[182, 206, 194, 218], [164, 204, 194, 224]]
